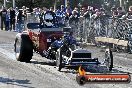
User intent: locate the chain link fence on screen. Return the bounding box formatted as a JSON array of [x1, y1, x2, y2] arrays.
[[69, 16, 132, 53]]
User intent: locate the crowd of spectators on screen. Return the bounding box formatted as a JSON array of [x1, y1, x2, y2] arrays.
[[0, 6, 27, 32], [0, 5, 132, 32]]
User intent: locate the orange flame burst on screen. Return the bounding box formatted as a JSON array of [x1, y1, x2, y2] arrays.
[[78, 66, 86, 76]]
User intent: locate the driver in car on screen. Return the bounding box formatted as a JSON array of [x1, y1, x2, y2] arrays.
[[49, 31, 78, 51], [47, 31, 78, 59], [63, 32, 77, 46], [46, 37, 63, 59], [51, 37, 63, 49], [48, 31, 78, 54]]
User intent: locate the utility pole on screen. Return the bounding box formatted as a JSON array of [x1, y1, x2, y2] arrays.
[[65, 0, 67, 8], [54, 0, 57, 11], [119, 0, 125, 11], [4, 0, 6, 7], [119, 0, 123, 7], [13, 0, 15, 8]]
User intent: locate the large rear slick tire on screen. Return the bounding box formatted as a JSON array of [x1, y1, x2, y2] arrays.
[[14, 34, 33, 62]]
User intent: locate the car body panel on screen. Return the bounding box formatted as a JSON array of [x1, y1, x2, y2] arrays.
[[25, 26, 63, 54]]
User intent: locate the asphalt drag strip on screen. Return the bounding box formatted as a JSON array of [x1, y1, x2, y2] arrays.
[[0, 30, 132, 87]]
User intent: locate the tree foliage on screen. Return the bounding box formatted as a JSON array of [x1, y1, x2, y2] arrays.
[[0, 0, 132, 10], [15, 0, 56, 8]]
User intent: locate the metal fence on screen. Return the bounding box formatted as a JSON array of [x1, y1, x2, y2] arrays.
[[69, 16, 132, 42], [69, 15, 132, 52]]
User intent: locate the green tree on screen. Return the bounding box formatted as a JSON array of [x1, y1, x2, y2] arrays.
[[0, 0, 132, 10], [15, 0, 55, 8]]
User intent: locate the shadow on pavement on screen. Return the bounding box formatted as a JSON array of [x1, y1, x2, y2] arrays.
[[31, 60, 56, 66], [60, 65, 130, 74], [30, 60, 130, 74], [0, 77, 35, 88]]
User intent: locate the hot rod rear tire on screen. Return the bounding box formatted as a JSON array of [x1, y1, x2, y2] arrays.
[[14, 34, 33, 62]]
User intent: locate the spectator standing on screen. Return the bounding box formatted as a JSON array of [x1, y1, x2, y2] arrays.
[[80, 7, 86, 16], [10, 7, 16, 31], [43, 7, 48, 14], [15, 7, 19, 14], [69, 9, 79, 23], [55, 8, 65, 27], [0, 7, 7, 30], [5, 9, 10, 31], [17, 10, 25, 32], [117, 7, 125, 18], [83, 7, 91, 19], [126, 6, 132, 19], [65, 5, 72, 21], [91, 9, 100, 20], [58, 5, 66, 27], [60, 5, 65, 14], [111, 7, 118, 18], [14, 7, 19, 31], [39, 8, 44, 28], [34, 7, 40, 21], [22, 6, 27, 28]]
